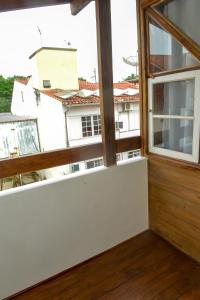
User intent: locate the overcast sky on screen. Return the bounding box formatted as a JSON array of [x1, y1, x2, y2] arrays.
[[0, 0, 138, 82]]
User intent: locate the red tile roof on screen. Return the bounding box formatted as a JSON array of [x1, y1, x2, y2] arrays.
[[16, 78, 30, 85], [114, 82, 139, 89], [78, 80, 139, 90], [79, 80, 99, 91], [41, 89, 139, 105]]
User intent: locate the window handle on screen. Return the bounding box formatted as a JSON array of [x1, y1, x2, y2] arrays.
[[149, 109, 152, 113]]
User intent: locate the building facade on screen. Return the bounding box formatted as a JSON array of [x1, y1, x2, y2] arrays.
[[11, 47, 140, 178]]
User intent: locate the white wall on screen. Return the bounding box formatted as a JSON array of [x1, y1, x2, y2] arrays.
[[37, 93, 66, 151], [67, 103, 140, 147], [11, 80, 38, 117], [0, 158, 148, 299]]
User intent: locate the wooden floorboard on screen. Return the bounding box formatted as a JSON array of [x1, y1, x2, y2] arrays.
[[10, 230, 200, 300]]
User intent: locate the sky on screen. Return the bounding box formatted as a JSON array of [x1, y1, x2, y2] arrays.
[[0, 0, 138, 82]]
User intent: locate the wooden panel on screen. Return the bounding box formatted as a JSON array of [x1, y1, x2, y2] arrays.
[[70, 0, 93, 15], [147, 8, 200, 63], [9, 231, 200, 300], [0, 137, 141, 179], [116, 136, 141, 153], [138, 0, 200, 263], [95, 0, 116, 167], [149, 155, 200, 262], [0, 143, 102, 180], [0, 0, 69, 12]]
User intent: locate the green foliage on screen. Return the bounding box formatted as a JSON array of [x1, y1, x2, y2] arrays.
[[78, 77, 86, 81], [124, 73, 138, 81], [0, 75, 26, 112]]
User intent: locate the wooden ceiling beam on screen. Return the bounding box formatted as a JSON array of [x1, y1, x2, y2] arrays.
[[70, 0, 93, 15], [0, 0, 69, 12]]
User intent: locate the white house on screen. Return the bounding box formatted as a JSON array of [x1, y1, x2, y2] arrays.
[[11, 47, 140, 178]]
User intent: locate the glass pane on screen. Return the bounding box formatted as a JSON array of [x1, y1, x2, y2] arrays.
[[153, 118, 193, 154], [149, 18, 200, 73], [155, 0, 200, 48], [111, 0, 140, 140], [153, 79, 194, 116]]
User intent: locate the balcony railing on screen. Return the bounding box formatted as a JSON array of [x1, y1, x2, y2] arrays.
[[0, 136, 141, 179]]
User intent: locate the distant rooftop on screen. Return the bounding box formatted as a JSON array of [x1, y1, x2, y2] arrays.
[[0, 113, 36, 123], [15, 78, 30, 85], [29, 47, 77, 59], [41, 80, 140, 106]]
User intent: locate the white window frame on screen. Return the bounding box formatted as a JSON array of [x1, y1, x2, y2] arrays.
[[85, 158, 103, 169], [81, 115, 101, 138], [115, 121, 123, 130], [148, 70, 200, 163], [71, 163, 80, 173]]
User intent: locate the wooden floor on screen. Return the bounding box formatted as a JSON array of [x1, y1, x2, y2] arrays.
[[11, 231, 200, 300]]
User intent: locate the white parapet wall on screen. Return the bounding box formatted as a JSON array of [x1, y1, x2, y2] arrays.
[[0, 158, 148, 299]]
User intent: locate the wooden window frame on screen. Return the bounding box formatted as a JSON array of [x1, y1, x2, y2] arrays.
[[137, 0, 200, 166], [0, 0, 142, 180], [146, 15, 200, 78]]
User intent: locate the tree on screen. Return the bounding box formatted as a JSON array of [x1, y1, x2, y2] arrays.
[[0, 75, 26, 113], [124, 73, 138, 81], [78, 77, 86, 81]]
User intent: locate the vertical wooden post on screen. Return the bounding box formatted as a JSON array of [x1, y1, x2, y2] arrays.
[[136, 0, 148, 156], [95, 0, 116, 167]]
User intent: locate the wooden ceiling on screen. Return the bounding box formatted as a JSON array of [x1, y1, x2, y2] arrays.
[[0, 0, 93, 14]]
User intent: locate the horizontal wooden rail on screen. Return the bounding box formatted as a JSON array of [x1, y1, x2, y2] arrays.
[[116, 136, 141, 153], [0, 136, 141, 179]]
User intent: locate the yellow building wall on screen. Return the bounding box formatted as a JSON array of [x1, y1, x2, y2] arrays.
[[35, 48, 79, 90]]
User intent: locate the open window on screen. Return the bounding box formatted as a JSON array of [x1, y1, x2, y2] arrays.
[[148, 70, 200, 162], [148, 18, 200, 75], [154, 0, 200, 48], [145, 5, 200, 164]]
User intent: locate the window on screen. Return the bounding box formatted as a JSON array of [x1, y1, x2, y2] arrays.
[[86, 158, 103, 169], [93, 115, 101, 135], [115, 121, 123, 130], [43, 80, 51, 88], [82, 116, 92, 137], [71, 164, 80, 173], [149, 18, 200, 74], [148, 70, 200, 162], [155, 0, 200, 48], [128, 150, 140, 159], [81, 115, 101, 137]]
